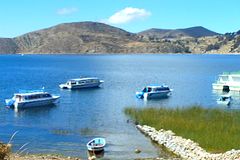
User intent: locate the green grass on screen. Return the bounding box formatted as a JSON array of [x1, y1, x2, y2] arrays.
[[124, 106, 240, 153]]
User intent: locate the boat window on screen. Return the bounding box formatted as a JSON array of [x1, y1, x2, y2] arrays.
[[16, 95, 23, 101], [232, 77, 240, 82], [19, 96, 24, 101], [92, 79, 98, 83], [71, 82, 77, 85], [156, 87, 170, 91], [142, 88, 147, 92], [220, 76, 229, 82], [80, 80, 86, 84], [27, 94, 40, 100], [42, 94, 51, 98], [147, 87, 152, 92]]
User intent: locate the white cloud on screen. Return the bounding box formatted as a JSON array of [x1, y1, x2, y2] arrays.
[[105, 7, 151, 24], [57, 7, 78, 15]]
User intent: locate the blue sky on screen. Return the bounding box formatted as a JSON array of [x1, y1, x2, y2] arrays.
[[0, 0, 240, 37]]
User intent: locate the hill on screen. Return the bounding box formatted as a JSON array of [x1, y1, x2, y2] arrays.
[[12, 21, 189, 53], [14, 21, 138, 53], [0, 38, 17, 53], [138, 26, 219, 39]]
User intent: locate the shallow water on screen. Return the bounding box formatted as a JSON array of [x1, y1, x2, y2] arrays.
[[0, 54, 240, 159]]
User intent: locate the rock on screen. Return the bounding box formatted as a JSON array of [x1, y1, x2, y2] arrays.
[[88, 155, 96, 160], [135, 149, 141, 154]]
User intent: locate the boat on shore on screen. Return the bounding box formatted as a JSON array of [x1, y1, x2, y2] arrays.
[[86, 138, 106, 152], [5, 89, 60, 109], [59, 77, 104, 89], [136, 85, 172, 100], [212, 71, 240, 92]]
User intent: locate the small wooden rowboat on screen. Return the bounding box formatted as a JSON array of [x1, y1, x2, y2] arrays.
[[86, 138, 106, 151]]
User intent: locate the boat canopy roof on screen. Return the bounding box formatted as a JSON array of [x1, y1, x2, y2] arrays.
[[14, 90, 48, 96], [220, 71, 240, 76], [146, 84, 169, 88], [69, 77, 100, 81]]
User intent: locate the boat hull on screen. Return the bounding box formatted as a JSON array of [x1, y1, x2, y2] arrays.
[[87, 146, 104, 152], [60, 81, 103, 89], [12, 96, 60, 109], [144, 91, 171, 100], [217, 100, 230, 106], [136, 91, 171, 100]]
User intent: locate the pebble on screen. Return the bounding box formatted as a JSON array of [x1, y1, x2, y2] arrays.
[[135, 149, 141, 154]]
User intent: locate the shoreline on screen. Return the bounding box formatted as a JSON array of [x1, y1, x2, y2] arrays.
[[9, 154, 82, 160], [0, 52, 240, 56], [137, 125, 240, 160]]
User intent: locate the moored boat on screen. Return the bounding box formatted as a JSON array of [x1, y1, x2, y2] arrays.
[[136, 84, 172, 100], [86, 138, 106, 152], [5, 89, 60, 109], [59, 77, 104, 89], [212, 71, 240, 92]]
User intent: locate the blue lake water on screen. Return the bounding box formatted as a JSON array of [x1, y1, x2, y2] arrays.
[[0, 54, 240, 159]]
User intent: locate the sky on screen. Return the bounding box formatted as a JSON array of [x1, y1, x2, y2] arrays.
[[0, 0, 240, 38]]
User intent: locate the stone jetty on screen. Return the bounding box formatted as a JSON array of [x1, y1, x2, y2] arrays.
[[137, 125, 240, 160]]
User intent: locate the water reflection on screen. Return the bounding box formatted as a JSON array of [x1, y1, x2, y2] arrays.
[[13, 104, 57, 118], [88, 150, 105, 159], [140, 97, 172, 107]]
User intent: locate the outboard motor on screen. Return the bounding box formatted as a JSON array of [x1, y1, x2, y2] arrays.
[[136, 92, 144, 99], [223, 85, 230, 92], [5, 99, 15, 107]]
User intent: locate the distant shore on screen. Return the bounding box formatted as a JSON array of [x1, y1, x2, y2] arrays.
[[1, 52, 240, 56], [0, 22, 240, 54]]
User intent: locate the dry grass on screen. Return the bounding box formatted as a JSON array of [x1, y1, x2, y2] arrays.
[[0, 142, 11, 160]]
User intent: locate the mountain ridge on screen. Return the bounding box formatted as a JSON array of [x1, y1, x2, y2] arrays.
[[138, 26, 219, 39], [0, 21, 239, 54]]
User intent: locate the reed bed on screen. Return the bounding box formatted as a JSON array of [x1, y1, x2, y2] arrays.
[[125, 106, 240, 153]]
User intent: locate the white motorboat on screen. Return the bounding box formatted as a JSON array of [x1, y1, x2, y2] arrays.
[[59, 77, 104, 89], [5, 89, 60, 109], [136, 85, 172, 100], [212, 71, 240, 92]]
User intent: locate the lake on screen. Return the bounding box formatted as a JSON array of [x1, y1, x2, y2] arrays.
[[0, 54, 240, 159]]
